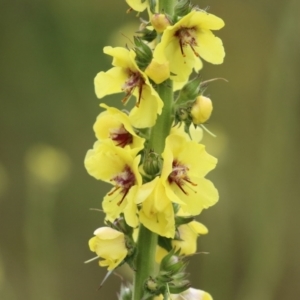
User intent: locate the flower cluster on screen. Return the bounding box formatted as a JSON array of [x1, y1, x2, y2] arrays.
[[84, 0, 225, 299]]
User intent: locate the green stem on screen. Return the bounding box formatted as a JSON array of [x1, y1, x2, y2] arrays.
[[133, 225, 158, 300], [132, 1, 175, 299], [149, 79, 174, 153]]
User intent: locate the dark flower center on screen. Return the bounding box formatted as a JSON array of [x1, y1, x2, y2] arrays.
[[122, 70, 145, 107], [168, 159, 197, 195], [175, 27, 199, 57], [109, 165, 136, 205], [109, 125, 133, 148]]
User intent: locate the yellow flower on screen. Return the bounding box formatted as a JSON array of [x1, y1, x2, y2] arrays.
[[137, 177, 175, 238], [93, 103, 145, 156], [172, 220, 208, 255], [171, 288, 213, 300], [84, 141, 142, 227], [153, 10, 225, 82], [190, 95, 213, 124], [161, 134, 218, 215], [94, 46, 163, 128], [88, 227, 128, 271], [126, 0, 149, 12], [153, 288, 213, 300]]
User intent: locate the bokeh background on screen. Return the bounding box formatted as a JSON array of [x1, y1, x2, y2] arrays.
[[1, 0, 300, 299]]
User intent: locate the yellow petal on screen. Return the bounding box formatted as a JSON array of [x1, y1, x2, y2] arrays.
[[103, 46, 134, 68], [177, 177, 219, 215], [195, 29, 225, 64], [129, 85, 163, 128], [84, 141, 135, 182], [94, 67, 127, 98], [126, 0, 148, 12], [145, 58, 170, 84], [93, 104, 145, 155], [191, 11, 225, 30]]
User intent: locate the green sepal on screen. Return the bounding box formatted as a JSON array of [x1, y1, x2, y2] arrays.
[[168, 280, 191, 294], [158, 236, 173, 252], [137, 27, 157, 43], [133, 36, 153, 70], [148, 0, 157, 14], [107, 215, 134, 236], [176, 76, 202, 105], [144, 249, 191, 299], [159, 249, 187, 273], [143, 276, 165, 299], [175, 215, 195, 227], [174, 0, 193, 18]]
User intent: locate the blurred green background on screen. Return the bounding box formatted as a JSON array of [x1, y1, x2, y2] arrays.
[[1, 0, 300, 299]]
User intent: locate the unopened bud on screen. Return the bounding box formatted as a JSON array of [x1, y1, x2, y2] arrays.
[[190, 96, 213, 124], [133, 36, 153, 70], [150, 14, 171, 33], [143, 151, 162, 176], [145, 277, 159, 293], [118, 284, 132, 300]]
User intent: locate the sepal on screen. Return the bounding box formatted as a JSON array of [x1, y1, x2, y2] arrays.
[[133, 36, 153, 70], [137, 27, 157, 42], [175, 215, 195, 227], [118, 284, 133, 300], [176, 77, 203, 105], [148, 0, 157, 14], [174, 0, 193, 19]]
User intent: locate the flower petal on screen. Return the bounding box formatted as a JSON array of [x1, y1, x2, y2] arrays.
[[94, 67, 127, 98], [195, 29, 225, 64], [129, 85, 163, 128]]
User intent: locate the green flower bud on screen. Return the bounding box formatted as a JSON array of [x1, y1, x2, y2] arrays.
[[118, 284, 132, 300], [176, 77, 202, 105], [168, 280, 191, 294], [145, 277, 159, 292], [133, 36, 153, 70], [174, 0, 193, 18], [137, 27, 157, 43], [143, 150, 162, 176]]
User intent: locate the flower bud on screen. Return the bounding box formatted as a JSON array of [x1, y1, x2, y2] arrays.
[[143, 151, 162, 176], [174, 0, 192, 18], [118, 284, 132, 300], [190, 96, 213, 124], [176, 77, 202, 105], [88, 227, 128, 271], [145, 277, 160, 293], [133, 36, 153, 70], [150, 14, 171, 33]]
